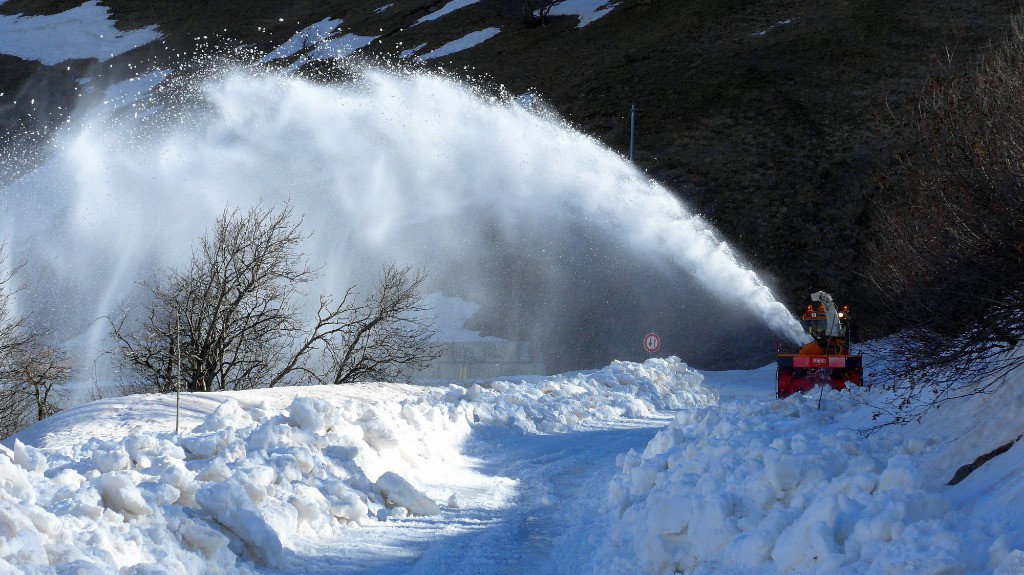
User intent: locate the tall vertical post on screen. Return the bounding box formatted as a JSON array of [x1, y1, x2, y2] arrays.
[[630, 102, 636, 162], [175, 312, 181, 435]]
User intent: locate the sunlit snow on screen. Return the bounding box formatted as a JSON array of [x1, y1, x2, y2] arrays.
[[4, 355, 1023, 573], [2, 358, 712, 572]]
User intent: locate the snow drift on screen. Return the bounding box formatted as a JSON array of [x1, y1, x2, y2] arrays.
[[0, 357, 711, 573], [599, 383, 1024, 574]]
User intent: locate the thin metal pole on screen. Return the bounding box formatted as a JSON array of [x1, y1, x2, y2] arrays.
[[629, 103, 636, 162], [175, 312, 181, 435]]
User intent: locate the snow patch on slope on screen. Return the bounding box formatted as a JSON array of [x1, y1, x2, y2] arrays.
[[98, 69, 170, 112], [421, 27, 500, 60], [549, 0, 619, 27], [290, 33, 378, 69], [0, 0, 160, 65], [414, 0, 482, 26], [426, 293, 504, 342], [261, 17, 342, 62]]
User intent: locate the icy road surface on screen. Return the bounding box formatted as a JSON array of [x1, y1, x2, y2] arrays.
[[266, 422, 663, 574]]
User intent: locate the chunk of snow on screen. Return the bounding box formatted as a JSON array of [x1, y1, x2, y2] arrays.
[[12, 440, 47, 473], [193, 398, 253, 433], [94, 471, 151, 517], [375, 471, 441, 516], [288, 396, 343, 434], [195, 477, 292, 566]]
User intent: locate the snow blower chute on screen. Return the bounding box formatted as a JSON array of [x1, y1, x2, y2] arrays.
[[776, 291, 863, 398]]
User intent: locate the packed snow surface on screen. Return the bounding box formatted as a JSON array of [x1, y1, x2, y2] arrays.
[[0, 0, 160, 65], [1, 358, 711, 573]]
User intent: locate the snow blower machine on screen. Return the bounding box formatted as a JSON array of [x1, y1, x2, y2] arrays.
[[776, 291, 863, 398]]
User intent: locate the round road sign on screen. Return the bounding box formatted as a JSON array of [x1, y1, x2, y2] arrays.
[[643, 332, 661, 353]]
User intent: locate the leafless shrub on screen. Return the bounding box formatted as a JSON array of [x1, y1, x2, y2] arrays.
[[110, 205, 440, 393], [0, 246, 70, 438], [866, 12, 1024, 422]]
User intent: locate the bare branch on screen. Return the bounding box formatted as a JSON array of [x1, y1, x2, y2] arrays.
[[110, 206, 441, 393], [866, 12, 1024, 423]]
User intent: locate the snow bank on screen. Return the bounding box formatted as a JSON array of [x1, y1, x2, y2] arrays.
[[599, 389, 1024, 574], [447, 357, 714, 433], [1, 357, 710, 572]]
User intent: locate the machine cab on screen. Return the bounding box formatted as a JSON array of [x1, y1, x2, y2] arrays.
[[800, 303, 851, 354]]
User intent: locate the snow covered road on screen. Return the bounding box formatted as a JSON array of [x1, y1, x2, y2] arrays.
[[438, 424, 664, 574], [262, 422, 665, 574]]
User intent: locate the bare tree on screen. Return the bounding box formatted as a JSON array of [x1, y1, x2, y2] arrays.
[[0, 246, 70, 438], [111, 205, 315, 392], [866, 12, 1024, 423], [110, 205, 440, 392]]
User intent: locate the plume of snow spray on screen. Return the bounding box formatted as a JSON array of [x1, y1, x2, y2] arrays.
[[0, 67, 809, 385]]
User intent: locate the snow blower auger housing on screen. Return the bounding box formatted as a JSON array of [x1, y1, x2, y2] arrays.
[[776, 291, 863, 398]]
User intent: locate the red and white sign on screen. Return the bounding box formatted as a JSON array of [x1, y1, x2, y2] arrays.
[[643, 332, 661, 353], [793, 356, 847, 368]]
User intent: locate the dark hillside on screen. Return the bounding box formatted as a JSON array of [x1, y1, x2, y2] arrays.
[[0, 0, 1020, 321]]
